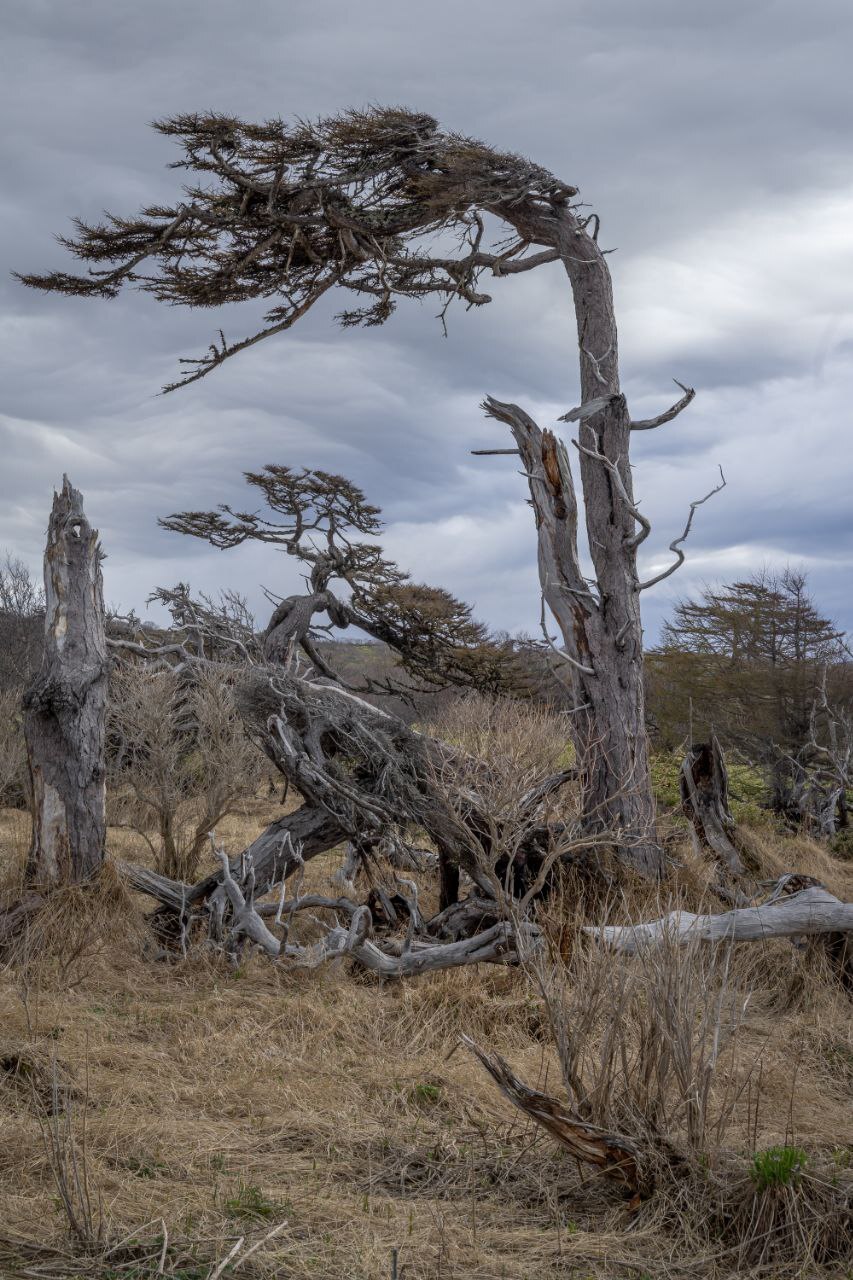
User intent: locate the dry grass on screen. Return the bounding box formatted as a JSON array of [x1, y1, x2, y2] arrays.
[[1, 795, 851, 1279]]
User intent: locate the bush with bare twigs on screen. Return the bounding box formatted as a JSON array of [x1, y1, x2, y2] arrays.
[[108, 663, 266, 882], [0, 688, 27, 810]]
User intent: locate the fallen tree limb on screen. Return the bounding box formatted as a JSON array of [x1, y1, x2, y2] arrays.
[[213, 844, 540, 975], [461, 1035, 649, 1200], [584, 883, 853, 954], [117, 802, 346, 912]]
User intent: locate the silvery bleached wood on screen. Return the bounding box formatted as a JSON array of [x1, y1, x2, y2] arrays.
[[584, 885, 852, 954], [23, 477, 107, 886], [213, 844, 539, 975]]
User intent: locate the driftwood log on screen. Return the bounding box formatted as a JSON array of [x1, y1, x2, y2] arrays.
[[585, 879, 853, 954], [23, 478, 107, 886]]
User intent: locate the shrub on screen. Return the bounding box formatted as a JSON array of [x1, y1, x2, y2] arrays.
[[108, 663, 265, 881]]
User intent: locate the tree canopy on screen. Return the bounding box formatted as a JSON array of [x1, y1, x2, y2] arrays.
[[647, 569, 849, 766], [19, 107, 576, 389], [157, 463, 519, 696]]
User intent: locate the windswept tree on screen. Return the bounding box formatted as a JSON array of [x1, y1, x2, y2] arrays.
[[20, 107, 726, 874], [154, 463, 516, 696]]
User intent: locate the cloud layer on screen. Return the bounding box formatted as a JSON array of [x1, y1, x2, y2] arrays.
[[2, 0, 852, 641]]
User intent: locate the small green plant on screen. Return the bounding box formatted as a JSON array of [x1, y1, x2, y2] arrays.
[[223, 1182, 283, 1221], [750, 1145, 808, 1190], [411, 1081, 442, 1105], [123, 1154, 167, 1179]]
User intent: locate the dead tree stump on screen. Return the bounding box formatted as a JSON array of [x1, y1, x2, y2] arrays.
[[680, 735, 746, 876], [23, 477, 107, 886]]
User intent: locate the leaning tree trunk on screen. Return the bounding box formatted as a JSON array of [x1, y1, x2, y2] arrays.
[[484, 201, 666, 876], [23, 477, 107, 886]]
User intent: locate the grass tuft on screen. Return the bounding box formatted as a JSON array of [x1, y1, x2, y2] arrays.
[[750, 1144, 808, 1190]]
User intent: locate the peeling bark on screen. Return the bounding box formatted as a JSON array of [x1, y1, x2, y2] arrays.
[[23, 478, 107, 886]]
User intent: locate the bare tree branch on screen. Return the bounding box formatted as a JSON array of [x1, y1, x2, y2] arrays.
[[630, 380, 696, 431], [638, 467, 726, 592]]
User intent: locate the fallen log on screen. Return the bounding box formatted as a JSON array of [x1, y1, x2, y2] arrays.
[[584, 881, 853, 954]]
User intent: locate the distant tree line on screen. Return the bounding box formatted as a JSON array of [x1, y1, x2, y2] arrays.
[[646, 569, 853, 831]]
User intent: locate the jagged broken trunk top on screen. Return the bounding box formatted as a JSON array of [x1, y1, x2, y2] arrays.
[[24, 477, 107, 886], [504, 400, 659, 876]]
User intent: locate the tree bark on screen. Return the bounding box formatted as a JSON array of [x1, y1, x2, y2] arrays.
[[23, 477, 107, 886], [485, 397, 660, 875]]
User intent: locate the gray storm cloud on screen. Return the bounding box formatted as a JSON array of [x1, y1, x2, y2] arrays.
[[2, 0, 852, 640]]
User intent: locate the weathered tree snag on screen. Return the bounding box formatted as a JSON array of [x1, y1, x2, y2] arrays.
[[23, 478, 107, 887], [584, 881, 853, 953], [485, 398, 661, 874], [680, 737, 746, 876]]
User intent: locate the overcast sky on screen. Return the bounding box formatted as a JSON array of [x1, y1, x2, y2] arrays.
[[3, 0, 852, 642]]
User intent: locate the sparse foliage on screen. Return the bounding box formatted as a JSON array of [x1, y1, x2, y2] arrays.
[[649, 569, 852, 829], [158, 464, 517, 695]]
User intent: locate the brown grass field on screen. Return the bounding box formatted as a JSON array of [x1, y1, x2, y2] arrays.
[[1, 797, 851, 1280]]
